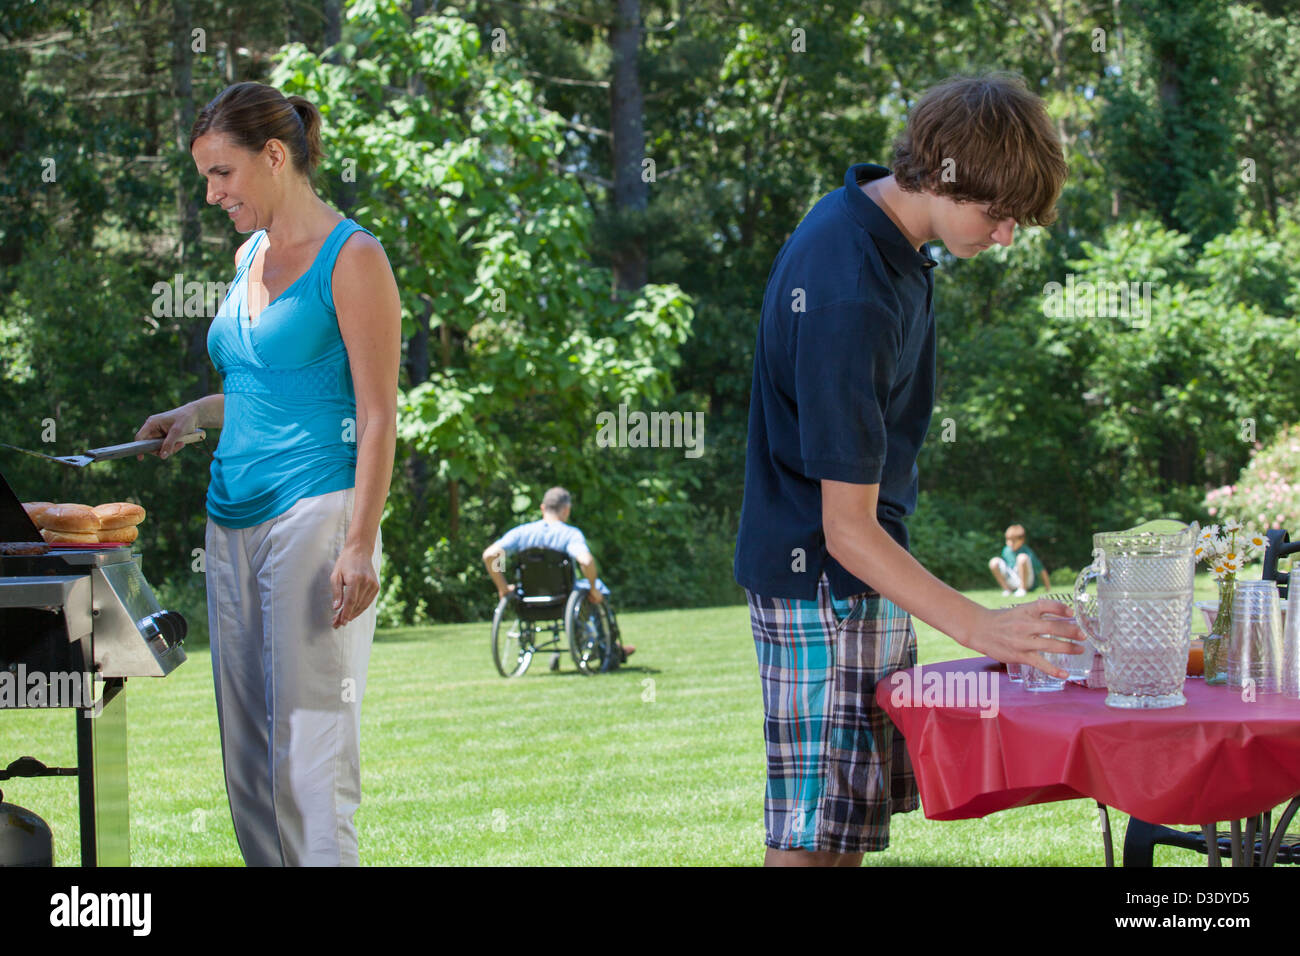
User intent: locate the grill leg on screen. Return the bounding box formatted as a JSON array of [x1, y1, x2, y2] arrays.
[[76, 678, 129, 866]]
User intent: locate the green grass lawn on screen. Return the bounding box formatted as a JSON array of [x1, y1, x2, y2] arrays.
[[0, 573, 1274, 865]]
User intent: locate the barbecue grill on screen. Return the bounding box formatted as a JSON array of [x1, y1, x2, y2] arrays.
[[0, 465, 187, 865]]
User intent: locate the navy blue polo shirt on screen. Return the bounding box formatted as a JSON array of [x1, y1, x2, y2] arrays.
[[734, 163, 937, 600]]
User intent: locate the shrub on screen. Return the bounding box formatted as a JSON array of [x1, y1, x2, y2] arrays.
[[1205, 422, 1300, 533]]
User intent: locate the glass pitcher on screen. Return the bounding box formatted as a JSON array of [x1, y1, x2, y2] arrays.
[[1074, 518, 1199, 709]]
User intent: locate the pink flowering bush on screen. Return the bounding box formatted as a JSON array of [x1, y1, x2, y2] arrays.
[[1205, 422, 1300, 532]]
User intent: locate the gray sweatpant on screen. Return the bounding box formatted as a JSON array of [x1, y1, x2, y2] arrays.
[[205, 487, 381, 866]]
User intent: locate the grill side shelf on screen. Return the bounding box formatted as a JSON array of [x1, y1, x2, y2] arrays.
[[0, 574, 93, 644]]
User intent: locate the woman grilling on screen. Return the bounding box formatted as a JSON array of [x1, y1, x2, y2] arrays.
[[136, 82, 401, 866]]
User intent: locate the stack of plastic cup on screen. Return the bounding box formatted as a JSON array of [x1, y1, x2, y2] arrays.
[[1227, 580, 1283, 693], [1282, 577, 1300, 699]]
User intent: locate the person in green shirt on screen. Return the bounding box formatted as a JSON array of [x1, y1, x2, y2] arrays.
[[990, 524, 1051, 595]]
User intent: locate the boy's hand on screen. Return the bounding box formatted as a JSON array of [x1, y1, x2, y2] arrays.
[[961, 597, 1087, 679]]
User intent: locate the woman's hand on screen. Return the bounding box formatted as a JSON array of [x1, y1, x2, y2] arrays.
[[331, 543, 379, 629], [961, 597, 1087, 679], [134, 403, 200, 459]]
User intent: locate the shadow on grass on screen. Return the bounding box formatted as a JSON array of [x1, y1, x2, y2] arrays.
[[532, 663, 663, 678]]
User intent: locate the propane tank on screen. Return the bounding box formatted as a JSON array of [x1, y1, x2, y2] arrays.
[[0, 788, 54, 866]]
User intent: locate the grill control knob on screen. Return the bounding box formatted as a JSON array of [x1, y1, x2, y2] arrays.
[[141, 610, 188, 648]]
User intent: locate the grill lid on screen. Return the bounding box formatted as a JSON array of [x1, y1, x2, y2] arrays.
[[0, 467, 43, 544]]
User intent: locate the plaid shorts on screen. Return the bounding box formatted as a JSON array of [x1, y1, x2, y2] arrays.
[[747, 573, 919, 853]]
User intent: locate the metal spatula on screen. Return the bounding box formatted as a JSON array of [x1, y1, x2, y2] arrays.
[[0, 430, 206, 468]]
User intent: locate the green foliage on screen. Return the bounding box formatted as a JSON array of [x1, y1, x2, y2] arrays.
[[908, 490, 1007, 590], [271, 3, 712, 622], [1099, 0, 1241, 243], [1205, 422, 1300, 534], [924, 212, 1300, 572], [2, 0, 1298, 625], [1228, 4, 1300, 228], [0, 234, 210, 576], [152, 571, 211, 647]]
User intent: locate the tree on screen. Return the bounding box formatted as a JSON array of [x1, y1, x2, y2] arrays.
[[270, 1, 694, 619]]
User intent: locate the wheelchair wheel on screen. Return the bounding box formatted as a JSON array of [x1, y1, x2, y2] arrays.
[[492, 596, 534, 677], [566, 590, 614, 675]]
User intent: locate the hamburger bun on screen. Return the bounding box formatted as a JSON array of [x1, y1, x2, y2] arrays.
[[96, 525, 138, 545], [94, 502, 146, 530], [39, 503, 100, 534], [22, 502, 55, 522], [40, 528, 100, 545]]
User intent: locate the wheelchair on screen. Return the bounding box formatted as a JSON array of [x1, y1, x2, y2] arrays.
[[491, 547, 623, 677]]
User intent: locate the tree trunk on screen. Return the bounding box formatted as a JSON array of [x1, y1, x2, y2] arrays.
[[608, 0, 646, 293], [449, 476, 460, 542], [173, 0, 198, 265], [404, 299, 432, 520], [173, 0, 209, 397], [324, 0, 343, 52], [324, 0, 355, 213]]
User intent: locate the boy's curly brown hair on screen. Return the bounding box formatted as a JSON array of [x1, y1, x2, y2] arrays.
[[891, 73, 1068, 227]]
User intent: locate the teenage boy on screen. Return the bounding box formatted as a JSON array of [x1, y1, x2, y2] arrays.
[[734, 73, 1085, 867]]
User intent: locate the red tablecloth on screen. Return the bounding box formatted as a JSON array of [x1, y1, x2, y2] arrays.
[[875, 657, 1300, 825]]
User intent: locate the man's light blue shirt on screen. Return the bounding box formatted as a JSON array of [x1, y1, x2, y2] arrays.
[[495, 519, 610, 595]]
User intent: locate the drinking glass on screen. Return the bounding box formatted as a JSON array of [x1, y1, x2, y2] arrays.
[[1023, 659, 1066, 691], [1226, 580, 1283, 693], [1044, 594, 1092, 681], [1002, 604, 1023, 681]]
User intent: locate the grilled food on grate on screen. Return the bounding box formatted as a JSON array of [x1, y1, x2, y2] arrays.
[[0, 541, 50, 555]]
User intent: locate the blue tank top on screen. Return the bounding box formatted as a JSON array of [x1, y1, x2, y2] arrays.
[[206, 217, 374, 528]]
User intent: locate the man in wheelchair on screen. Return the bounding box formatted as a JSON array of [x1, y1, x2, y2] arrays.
[[482, 487, 634, 674]]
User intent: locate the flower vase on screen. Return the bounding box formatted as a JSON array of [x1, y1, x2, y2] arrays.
[[1204, 579, 1235, 686]]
